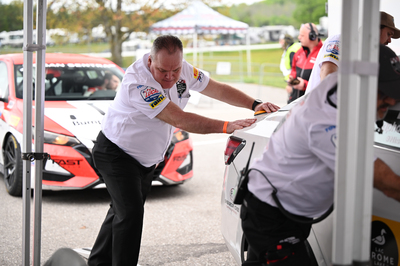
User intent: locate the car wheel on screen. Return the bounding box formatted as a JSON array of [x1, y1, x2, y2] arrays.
[[3, 135, 23, 197]]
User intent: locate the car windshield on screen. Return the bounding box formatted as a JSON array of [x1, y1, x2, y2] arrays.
[[14, 63, 124, 100]]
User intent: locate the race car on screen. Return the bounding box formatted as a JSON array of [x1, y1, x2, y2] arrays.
[[0, 53, 193, 197], [221, 97, 400, 265]]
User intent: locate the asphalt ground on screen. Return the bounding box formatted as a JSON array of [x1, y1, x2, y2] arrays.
[[0, 82, 287, 266]]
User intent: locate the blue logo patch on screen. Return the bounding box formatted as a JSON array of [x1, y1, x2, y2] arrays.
[[140, 87, 162, 102], [325, 40, 339, 55]]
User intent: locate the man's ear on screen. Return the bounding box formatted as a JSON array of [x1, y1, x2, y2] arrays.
[[147, 55, 152, 68]]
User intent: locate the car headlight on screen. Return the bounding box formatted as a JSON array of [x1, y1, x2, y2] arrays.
[[43, 131, 81, 146]]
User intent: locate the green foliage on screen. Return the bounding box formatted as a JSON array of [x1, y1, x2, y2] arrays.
[[225, 1, 298, 27], [292, 0, 327, 24], [0, 1, 23, 32]]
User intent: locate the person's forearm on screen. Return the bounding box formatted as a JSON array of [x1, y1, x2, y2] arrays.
[[374, 158, 400, 202], [320, 62, 338, 81], [201, 79, 254, 110], [168, 111, 226, 134], [156, 102, 256, 134]]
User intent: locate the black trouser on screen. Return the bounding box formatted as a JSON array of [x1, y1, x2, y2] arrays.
[[241, 193, 314, 266], [88, 131, 155, 266]]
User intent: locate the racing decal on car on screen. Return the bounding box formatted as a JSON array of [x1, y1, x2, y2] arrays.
[[51, 159, 84, 166], [176, 79, 187, 98], [140, 86, 162, 102], [9, 114, 21, 127], [375, 121, 400, 149], [225, 194, 240, 213], [150, 94, 166, 109], [65, 63, 117, 69], [324, 40, 340, 61], [70, 116, 102, 126], [371, 217, 399, 266]]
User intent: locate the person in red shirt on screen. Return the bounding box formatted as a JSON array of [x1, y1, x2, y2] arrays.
[[287, 23, 323, 103]]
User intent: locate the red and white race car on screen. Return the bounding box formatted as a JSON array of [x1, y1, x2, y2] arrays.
[[0, 53, 193, 196]]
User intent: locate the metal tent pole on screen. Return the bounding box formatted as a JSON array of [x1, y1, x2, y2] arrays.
[[246, 30, 251, 77], [32, 0, 47, 265], [22, 0, 34, 264], [193, 31, 198, 67], [352, 1, 380, 263], [333, 0, 379, 265]]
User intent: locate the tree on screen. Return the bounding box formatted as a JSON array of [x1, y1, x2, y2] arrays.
[[0, 1, 24, 32], [292, 0, 326, 24], [46, 0, 176, 66]]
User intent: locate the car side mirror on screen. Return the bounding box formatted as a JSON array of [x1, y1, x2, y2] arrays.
[[224, 136, 246, 165]]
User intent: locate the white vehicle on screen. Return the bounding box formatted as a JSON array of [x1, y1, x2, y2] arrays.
[[221, 98, 400, 265]]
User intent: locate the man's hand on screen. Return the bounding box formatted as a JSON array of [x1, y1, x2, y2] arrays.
[[292, 77, 305, 90], [254, 102, 280, 113], [374, 158, 400, 202], [225, 118, 257, 134]]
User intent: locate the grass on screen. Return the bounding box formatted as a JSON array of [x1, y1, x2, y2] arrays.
[[0, 42, 287, 89], [123, 49, 286, 88]]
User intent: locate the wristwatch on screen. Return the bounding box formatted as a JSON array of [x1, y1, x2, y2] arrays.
[[252, 99, 263, 111]]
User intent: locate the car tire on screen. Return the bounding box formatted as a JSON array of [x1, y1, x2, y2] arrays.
[[3, 135, 23, 197]]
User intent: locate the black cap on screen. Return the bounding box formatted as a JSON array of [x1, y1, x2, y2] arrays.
[[378, 44, 400, 99]]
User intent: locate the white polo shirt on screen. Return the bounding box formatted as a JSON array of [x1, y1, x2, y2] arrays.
[[306, 34, 340, 94], [102, 53, 209, 167], [248, 72, 338, 218]]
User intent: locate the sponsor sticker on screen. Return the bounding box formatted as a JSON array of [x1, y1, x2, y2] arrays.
[[140, 87, 161, 102], [176, 79, 187, 98], [325, 125, 336, 132], [324, 54, 339, 61], [371, 216, 400, 266], [150, 94, 166, 109], [197, 71, 205, 82], [193, 67, 199, 80], [10, 115, 21, 127]]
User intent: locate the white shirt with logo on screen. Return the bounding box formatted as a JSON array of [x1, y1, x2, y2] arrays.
[[102, 53, 209, 167], [248, 72, 338, 218], [306, 34, 340, 94]]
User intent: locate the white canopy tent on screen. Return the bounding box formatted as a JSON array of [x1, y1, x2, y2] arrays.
[[150, 1, 251, 75]]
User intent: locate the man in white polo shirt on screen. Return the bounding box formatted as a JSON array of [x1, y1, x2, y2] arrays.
[[306, 11, 400, 94], [241, 45, 400, 266], [87, 35, 280, 266]]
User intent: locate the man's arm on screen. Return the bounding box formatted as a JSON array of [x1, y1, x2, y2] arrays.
[[156, 101, 256, 134], [374, 158, 400, 202], [200, 78, 280, 113], [320, 61, 338, 81]]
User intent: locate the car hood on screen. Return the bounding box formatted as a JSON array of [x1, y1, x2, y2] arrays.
[[44, 100, 111, 143]]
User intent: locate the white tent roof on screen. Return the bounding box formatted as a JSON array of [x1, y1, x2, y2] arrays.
[[150, 1, 249, 35]]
